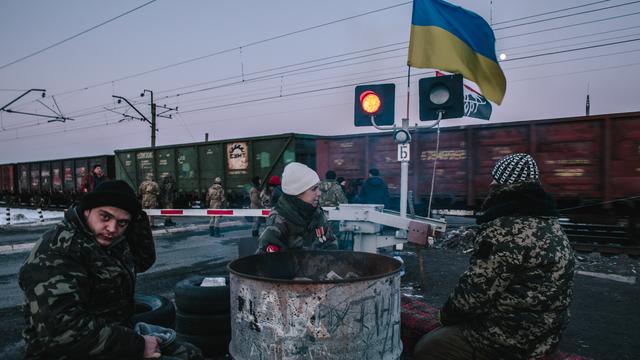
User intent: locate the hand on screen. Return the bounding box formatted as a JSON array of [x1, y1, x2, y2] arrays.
[[142, 335, 161, 358]]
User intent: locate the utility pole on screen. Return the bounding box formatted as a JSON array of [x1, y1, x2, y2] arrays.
[[141, 90, 156, 147], [111, 89, 176, 148]]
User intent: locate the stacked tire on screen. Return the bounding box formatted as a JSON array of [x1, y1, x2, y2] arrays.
[[174, 275, 231, 358], [132, 293, 176, 329]]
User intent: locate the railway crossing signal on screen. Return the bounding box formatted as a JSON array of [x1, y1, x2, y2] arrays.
[[354, 84, 395, 127], [419, 74, 464, 120]]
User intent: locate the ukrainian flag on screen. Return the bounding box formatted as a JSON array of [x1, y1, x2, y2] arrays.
[[408, 0, 506, 104]]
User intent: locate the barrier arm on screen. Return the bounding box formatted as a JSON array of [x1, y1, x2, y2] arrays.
[[324, 204, 447, 253]]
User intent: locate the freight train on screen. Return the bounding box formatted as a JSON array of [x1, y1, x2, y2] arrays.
[[2, 111, 639, 229]]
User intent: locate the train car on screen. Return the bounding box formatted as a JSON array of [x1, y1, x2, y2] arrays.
[[10, 155, 115, 207], [0, 164, 17, 204], [115, 133, 317, 208], [316, 111, 640, 223]]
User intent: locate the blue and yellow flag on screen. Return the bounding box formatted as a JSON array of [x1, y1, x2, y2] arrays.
[[408, 0, 506, 104]]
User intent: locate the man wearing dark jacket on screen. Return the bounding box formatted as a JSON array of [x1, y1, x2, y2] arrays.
[[19, 180, 202, 359], [414, 153, 575, 360], [356, 168, 389, 207]]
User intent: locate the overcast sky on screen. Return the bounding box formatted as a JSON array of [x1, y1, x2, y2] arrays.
[[1, 0, 639, 162]]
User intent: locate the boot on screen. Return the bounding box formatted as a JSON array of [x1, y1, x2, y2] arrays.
[[209, 226, 216, 236], [215, 227, 223, 237]]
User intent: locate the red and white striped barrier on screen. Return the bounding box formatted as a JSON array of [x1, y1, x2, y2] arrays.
[[143, 208, 271, 217]]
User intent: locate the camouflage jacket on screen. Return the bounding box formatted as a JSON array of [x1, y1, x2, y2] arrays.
[[257, 194, 337, 253], [318, 180, 348, 207], [18, 206, 156, 360], [440, 182, 575, 359], [206, 183, 225, 208], [160, 177, 177, 206], [139, 180, 160, 209]]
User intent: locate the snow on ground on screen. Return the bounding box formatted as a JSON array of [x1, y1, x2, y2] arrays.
[[0, 208, 64, 226]]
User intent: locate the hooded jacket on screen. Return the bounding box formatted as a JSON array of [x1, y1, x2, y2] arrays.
[[257, 194, 336, 252], [440, 182, 575, 359], [357, 176, 389, 206], [19, 206, 156, 359]]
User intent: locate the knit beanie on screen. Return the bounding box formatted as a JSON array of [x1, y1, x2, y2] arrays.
[[281, 162, 320, 195], [491, 153, 540, 185], [80, 180, 142, 216]]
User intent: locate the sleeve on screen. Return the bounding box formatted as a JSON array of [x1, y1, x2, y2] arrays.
[[127, 211, 156, 273], [256, 215, 289, 253], [250, 188, 260, 207], [440, 223, 523, 325], [19, 252, 146, 358]]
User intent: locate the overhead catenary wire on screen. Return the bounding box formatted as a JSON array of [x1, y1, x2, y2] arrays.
[[4, 1, 640, 137], [494, 0, 640, 31], [492, 0, 613, 25], [0, 0, 159, 71]]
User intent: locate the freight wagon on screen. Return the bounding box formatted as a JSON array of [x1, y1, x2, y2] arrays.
[[0, 155, 115, 207], [316, 111, 640, 230], [114, 133, 317, 208]]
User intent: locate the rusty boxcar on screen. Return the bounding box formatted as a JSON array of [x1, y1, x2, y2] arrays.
[[0, 155, 115, 207], [316, 111, 640, 220]]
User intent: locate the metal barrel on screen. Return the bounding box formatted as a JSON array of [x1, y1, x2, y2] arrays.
[[227, 250, 403, 360]]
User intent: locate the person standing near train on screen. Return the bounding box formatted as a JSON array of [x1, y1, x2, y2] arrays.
[[414, 153, 575, 360], [256, 162, 336, 253], [249, 176, 263, 237], [207, 176, 226, 237], [138, 174, 160, 209]]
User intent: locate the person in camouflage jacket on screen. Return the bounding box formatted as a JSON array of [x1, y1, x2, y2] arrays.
[[139, 175, 160, 209], [318, 170, 348, 207], [18, 180, 203, 359], [415, 153, 575, 360], [206, 177, 226, 237], [257, 163, 336, 253]]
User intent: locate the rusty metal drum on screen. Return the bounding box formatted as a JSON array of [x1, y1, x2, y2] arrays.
[[227, 250, 403, 360]]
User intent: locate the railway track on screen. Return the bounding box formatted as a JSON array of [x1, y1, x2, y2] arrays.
[[560, 222, 640, 256]]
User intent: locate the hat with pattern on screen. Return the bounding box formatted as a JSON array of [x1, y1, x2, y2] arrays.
[[491, 153, 540, 185]]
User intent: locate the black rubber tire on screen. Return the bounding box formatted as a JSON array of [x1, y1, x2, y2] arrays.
[[131, 293, 176, 329], [176, 311, 231, 336], [174, 275, 230, 315], [176, 333, 230, 357]]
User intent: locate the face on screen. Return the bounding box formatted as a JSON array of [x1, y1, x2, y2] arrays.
[[84, 206, 132, 247], [93, 166, 103, 177], [297, 183, 321, 206]]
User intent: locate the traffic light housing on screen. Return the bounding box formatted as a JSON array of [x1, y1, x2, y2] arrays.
[[419, 74, 464, 121], [354, 84, 395, 127]]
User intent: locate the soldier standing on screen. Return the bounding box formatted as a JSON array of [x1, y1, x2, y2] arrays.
[[249, 176, 263, 237], [139, 174, 160, 209], [318, 170, 348, 248], [160, 174, 177, 226], [207, 177, 226, 237]]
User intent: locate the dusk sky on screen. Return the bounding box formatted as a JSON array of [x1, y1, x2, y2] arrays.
[[1, 0, 639, 162]]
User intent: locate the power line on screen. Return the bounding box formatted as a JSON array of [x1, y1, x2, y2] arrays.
[[498, 10, 640, 40], [494, 0, 640, 31], [503, 37, 640, 61], [493, 0, 612, 25], [52, 1, 412, 98], [0, 0, 159, 71]]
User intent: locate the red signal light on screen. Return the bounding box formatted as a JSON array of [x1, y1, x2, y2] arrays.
[[360, 90, 382, 115]]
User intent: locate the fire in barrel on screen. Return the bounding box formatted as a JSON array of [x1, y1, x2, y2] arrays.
[[227, 250, 403, 359]]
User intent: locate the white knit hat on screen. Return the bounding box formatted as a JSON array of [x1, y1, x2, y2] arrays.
[[281, 162, 320, 195], [491, 153, 540, 185]]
